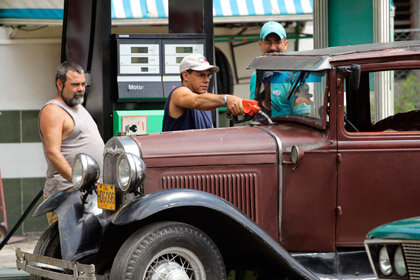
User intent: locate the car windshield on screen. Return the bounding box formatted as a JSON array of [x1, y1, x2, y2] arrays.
[[254, 70, 327, 127]]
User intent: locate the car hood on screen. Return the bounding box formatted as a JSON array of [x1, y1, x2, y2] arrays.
[[132, 123, 326, 168], [366, 216, 420, 240]]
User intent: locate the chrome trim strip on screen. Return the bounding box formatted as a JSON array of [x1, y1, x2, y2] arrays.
[[364, 238, 419, 244], [256, 126, 283, 237]]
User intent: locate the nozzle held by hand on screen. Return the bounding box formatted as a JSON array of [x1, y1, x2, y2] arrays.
[[242, 99, 261, 116]]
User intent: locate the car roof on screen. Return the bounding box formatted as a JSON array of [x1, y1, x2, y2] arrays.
[[248, 40, 420, 71]]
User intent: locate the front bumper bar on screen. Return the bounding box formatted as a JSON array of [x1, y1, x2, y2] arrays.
[[16, 248, 96, 280]]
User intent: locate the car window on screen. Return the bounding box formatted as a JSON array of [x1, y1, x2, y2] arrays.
[[344, 67, 420, 133], [256, 70, 327, 127]]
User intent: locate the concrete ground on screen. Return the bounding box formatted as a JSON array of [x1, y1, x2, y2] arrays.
[[0, 234, 39, 269]]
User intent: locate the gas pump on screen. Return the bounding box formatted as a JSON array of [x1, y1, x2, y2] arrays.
[[61, 0, 215, 141], [113, 34, 206, 135]]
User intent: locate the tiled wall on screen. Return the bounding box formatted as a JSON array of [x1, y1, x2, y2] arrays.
[[0, 110, 48, 235], [2, 178, 48, 235], [0, 111, 41, 143]]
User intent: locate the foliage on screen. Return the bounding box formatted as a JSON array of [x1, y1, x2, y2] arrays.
[[394, 73, 420, 113]]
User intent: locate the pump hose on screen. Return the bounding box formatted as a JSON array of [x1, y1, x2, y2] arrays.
[[0, 187, 44, 250], [258, 110, 274, 124]]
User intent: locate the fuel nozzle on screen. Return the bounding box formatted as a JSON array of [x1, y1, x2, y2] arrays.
[[242, 99, 260, 116], [242, 99, 274, 124]]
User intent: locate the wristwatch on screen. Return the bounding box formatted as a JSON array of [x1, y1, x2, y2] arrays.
[[221, 95, 228, 106]]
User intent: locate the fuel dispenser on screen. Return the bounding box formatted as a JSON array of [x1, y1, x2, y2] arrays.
[[113, 34, 206, 135], [61, 0, 215, 141]]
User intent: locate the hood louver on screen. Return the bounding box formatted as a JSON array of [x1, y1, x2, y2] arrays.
[[162, 173, 258, 221]]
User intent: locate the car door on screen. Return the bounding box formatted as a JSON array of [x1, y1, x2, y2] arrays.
[[336, 66, 420, 247]]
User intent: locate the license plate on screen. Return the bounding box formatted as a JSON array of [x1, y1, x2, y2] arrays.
[[97, 183, 116, 210]]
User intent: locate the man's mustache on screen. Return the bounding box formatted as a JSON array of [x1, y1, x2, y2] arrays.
[[74, 91, 84, 97]]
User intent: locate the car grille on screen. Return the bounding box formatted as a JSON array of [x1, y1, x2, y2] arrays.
[[162, 173, 258, 221], [403, 242, 420, 279]]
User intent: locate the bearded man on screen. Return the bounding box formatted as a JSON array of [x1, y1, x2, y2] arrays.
[[39, 61, 104, 224]]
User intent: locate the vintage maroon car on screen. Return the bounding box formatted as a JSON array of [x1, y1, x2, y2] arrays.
[[17, 40, 420, 280]]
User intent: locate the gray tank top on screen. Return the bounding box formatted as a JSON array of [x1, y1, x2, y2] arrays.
[[40, 100, 104, 197]]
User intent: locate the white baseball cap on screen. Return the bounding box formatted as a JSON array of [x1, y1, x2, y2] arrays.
[[179, 54, 219, 73]]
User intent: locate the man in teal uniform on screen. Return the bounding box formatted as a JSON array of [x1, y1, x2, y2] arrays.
[[250, 21, 311, 117]]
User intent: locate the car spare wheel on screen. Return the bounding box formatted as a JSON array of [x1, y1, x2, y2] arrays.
[[110, 221, 226, 280]]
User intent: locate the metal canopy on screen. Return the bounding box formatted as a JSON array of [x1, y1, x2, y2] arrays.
[[248, 40, 420, 71], [0, 0, 313, 26]]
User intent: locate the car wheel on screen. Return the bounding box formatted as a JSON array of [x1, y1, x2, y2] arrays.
[[0, 224, 7, 243], [110, 221, 226, 280], [30, 222, 61, 280]]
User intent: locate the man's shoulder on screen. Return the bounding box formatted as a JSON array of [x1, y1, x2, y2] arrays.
[[171, 85, 189, 95], [40, 101, 71, 122], [170, 86, 193, 102], [41, 102, 65, 114]]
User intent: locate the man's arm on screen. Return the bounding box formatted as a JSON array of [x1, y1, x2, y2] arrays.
[[169, 87, 243, 118], [39, 104, 74, 183]]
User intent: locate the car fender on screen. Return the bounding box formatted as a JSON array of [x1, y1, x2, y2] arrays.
[[34, 190, 105, 262], [100, 189, 318, 279], [33, 191, 73, 216]]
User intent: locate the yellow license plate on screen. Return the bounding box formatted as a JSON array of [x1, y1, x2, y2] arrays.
[[97, 183, 116, 210]]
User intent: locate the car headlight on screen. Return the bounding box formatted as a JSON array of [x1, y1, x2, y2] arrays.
[[379, 246, 392, 276], [72, 153, 100, 191], [394, 246, 407, 277], [116, 153, 146, 193]]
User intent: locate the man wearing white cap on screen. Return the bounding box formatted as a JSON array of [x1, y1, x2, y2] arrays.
[[163, 53, 244, 132], [250, 21, 311, 117]]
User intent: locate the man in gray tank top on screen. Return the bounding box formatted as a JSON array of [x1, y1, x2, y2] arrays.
[[39, 61, 104, 224]]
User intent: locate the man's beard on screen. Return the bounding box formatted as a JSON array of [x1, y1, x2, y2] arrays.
[[62, 91, 84, 107]]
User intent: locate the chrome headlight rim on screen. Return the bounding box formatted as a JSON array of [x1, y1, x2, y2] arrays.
[[394, 246, 407, 277], [72, 153, 100, 191], [116, 153, 146, 193]]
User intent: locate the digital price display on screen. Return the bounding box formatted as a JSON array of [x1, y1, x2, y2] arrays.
[[131, 47, 148, 53], [116, 35, 205, 100], [131, 57, 149, 64], [176, 47, 193, 54]]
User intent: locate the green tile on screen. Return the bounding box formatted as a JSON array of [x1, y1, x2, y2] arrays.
[[2, 178, 23, 235], [22, 178, 48, 233], [0, 111, 20, 143], [22, 110, 41, 143]]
